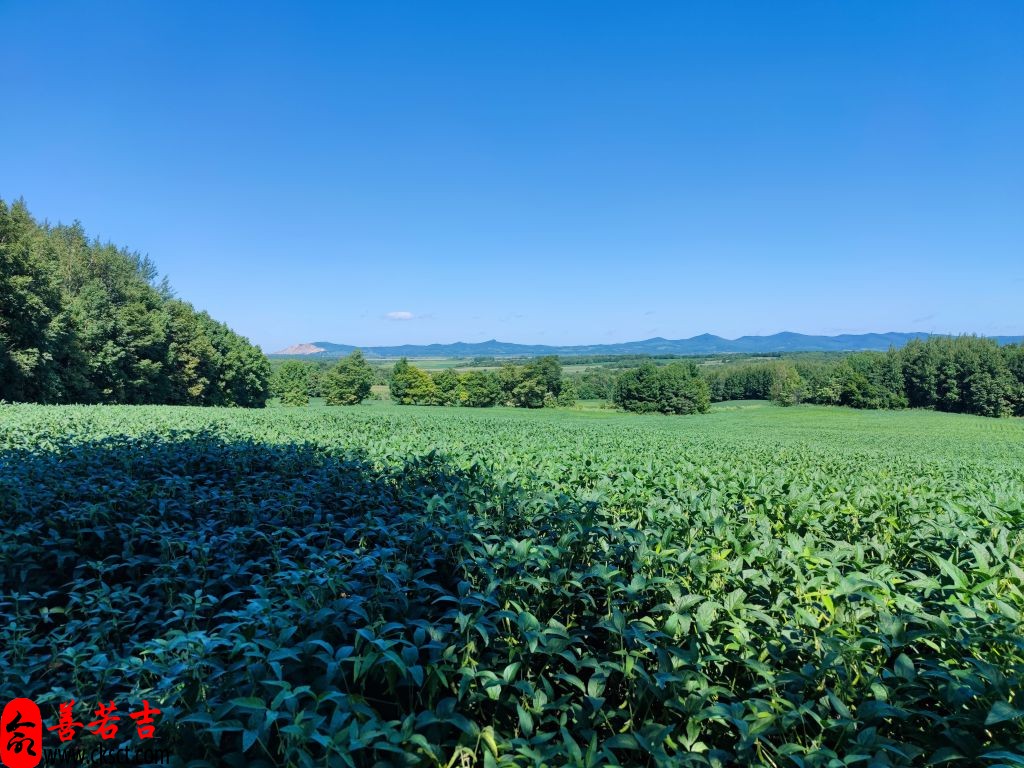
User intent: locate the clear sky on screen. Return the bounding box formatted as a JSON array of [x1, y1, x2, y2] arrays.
[[2, 2, 1022, 351]]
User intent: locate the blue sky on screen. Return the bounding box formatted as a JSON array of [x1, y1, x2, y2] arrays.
[[2, 2, 1021, 351]]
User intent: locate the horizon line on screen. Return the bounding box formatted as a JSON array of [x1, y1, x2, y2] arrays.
[[271, 329, 1023, 354]]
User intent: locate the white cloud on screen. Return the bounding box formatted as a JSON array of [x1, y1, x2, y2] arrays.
[[385, 311, 415, 321]]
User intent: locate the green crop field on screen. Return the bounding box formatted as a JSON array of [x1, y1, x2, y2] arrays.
[[2, 402, 1023, 767]]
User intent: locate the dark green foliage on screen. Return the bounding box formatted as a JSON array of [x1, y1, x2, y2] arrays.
[[705, 362, 777, 402], [496, 362, 524, 405], [388, 357, 413, 403], [831, 352, 907, 410], [164, 299, 220, 404], [267, 359, 339, 399], [390, 358, 440, 405], [392, 359, 567, 409], [504, 357, 562, 408], [655, 361, 710, 414], [614, 362, 663, 413], [2, 404, 1022, 766], [556, 377, 578, 407], [510, 375, 547, 408], [1004, 345, 1024, 416], [569, 368, 616, 400], [207, 318, 273, 408], [899, 336, 1015, 417], [705, 336, 1024, 418], [795, 360, 842, 404], [431, 369, 464, 406], [614, 361, 711, 414], [306, 365, 326, 397], [522, 356, 562, 398], [901, 338, 941, 409], [461, 370, 501, 407], [0, 197, 270, 406], [769, 362, 804, 406], [323, 350, 374, 405], [272, 361, 311, 406], [0, 199, 62, 402]]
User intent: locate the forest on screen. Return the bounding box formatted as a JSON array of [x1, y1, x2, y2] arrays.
[[272, 355, 579, 409], [0, 198, 270, 406], [704, 337, 1024, 417]]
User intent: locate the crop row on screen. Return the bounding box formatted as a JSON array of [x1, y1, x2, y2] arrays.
[[1, 403, 1022, 766]]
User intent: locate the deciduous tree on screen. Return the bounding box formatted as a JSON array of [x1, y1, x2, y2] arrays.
[[323, 350, 374, 405]]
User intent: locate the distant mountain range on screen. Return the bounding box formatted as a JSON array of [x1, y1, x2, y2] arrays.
[[272, 332, 1023, 359]]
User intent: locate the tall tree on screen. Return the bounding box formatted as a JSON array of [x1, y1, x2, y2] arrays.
[[391, 358, 440, 404], [524, 356, 563, 397], [1003, 345, 1024, 416], [614, 362, 664, 414], [432, 369, 464, 405], [0, 197, 271, 406], [0, 199, 61, 401], [389, 358, 413, 403], [657, 362, 711, 414], [272, 360, 311, 406], [323, 350, 374, 405], [769, 363, 804, 406], [461, 370, 500, 407], [164, 300, 219, 404]]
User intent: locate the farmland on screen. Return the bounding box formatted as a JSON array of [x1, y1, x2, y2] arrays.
[[2, 401, 1023, 766]]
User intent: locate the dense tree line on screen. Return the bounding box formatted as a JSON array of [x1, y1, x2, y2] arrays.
[[613, 361, 711, 414], [705, 337, 1024, 417], [704, 362, 778, 402], [0, 198, 270, 406], [567, 368, 617, 400], [392, 356, 576, 408], [270, 355, 578, 409], [270, 351, 377, 406]]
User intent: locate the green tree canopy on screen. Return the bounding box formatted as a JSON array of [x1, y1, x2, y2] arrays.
[[615, 361, 710, 415], [323, 350, 374, 405], [614, 362, 664, 414], [390, 359, 566, 409], [432, 368, 465, 406], [390, 359, 439, 405], [0, 198, 270, 406], [461, 370, 501, 407], [769, 363, 804, 407], [701, 336, 1024, 418], [272, 361, 311, 406], [524, 356, 563, 397], [556, 377, 578, 407]]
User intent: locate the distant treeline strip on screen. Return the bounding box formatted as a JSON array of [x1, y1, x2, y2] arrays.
[[276, 337, 1024, 418], [273, 356, 713, 414], [702, 336, 1024, 417], [273, 355, 580, 408], [0, 198, 270, 406]]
